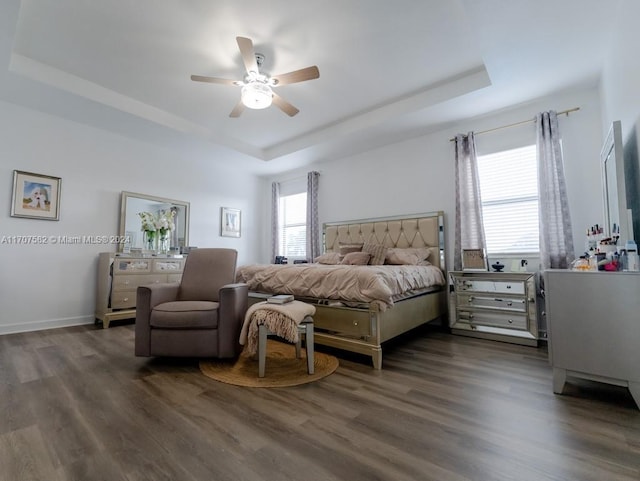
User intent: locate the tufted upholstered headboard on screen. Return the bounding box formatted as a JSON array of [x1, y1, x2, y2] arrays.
[[323, 211, 445, 271]]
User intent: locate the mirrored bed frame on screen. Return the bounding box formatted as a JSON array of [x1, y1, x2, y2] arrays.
[[251, 211, 447, 369]]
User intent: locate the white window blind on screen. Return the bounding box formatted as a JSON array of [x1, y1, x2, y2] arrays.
[[477, 144, 539, 254], [279, 192, 307, 258]]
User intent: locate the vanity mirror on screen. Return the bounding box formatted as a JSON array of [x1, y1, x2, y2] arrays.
[[118, 191, 190, 253], [601, 121, 634, 243]]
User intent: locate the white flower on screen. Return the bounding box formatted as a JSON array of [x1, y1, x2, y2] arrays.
[[138, 211, 157, 232], [138, 210, 175, 234]]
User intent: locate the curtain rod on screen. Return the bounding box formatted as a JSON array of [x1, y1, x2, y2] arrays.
[[448, 107, 580, 142]]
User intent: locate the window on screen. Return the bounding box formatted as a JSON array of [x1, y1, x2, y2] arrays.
[[278, 191, 307, 258], [477, 144, 539, 254]]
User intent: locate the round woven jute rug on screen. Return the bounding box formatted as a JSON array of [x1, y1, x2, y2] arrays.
[[199, 339, 339, 388]]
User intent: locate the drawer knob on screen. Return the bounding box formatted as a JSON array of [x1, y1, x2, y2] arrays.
[[123, 297, 129, 302], [506, 285, 512, 289], [508, 319, 513, 324]]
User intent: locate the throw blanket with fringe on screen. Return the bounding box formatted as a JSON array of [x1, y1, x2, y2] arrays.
[[239, 301, 316, 356]]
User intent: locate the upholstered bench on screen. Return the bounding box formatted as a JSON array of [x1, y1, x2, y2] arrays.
[[239, 300, 316, 378], [258, 316, 314, 377]]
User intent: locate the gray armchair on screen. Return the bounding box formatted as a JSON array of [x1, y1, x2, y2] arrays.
[[135, 248, 248, 358]]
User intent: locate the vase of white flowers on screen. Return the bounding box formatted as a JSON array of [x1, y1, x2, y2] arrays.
[[145, 229, 157, 252], [138, 210, 175, 255], [158, 232, 169, 255], [139, 211, 157, 252]]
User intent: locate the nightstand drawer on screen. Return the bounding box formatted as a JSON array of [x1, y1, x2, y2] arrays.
[[457, 294, 527, 312], [458, 309, 528, 330], [457, 279, 525, 295]]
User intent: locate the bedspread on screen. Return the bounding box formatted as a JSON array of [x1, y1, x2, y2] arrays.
[[236, 263, 446, 311]]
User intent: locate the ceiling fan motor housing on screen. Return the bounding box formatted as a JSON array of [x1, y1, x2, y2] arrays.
[[241, 82, 273, 109]]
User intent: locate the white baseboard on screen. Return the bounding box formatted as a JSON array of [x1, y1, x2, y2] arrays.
[[0, 315, 95, 335]]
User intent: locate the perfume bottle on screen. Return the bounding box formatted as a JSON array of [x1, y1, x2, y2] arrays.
[[626, 240, 639, 272]]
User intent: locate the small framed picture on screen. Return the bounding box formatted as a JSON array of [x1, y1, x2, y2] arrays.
[[462, 248, 488, 271], [11, 170, 62, 221], [220, 207, 241, 238]]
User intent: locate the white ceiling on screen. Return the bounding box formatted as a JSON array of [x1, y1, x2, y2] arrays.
[[0, 0, 620, 175]]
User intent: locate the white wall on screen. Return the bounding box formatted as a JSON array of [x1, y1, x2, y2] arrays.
[[0, 100, 264, 334], [600, 0, 640, 241], [273, 86, 603, 271], [600, 0, 640, 136]]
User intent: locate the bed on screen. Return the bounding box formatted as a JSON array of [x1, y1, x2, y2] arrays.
[[237, 211, 447, 369]]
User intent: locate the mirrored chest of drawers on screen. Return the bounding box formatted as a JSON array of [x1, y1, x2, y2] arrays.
[[448, 271, 538, 346], [96, 252, 184, 328]]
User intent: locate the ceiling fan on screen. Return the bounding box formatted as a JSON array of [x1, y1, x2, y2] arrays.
[[191, 36, 320, 118]]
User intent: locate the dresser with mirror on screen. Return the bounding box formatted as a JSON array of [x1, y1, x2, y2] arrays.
[[95, 191, 190, 328]]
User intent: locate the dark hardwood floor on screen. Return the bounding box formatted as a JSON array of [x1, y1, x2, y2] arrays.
[[1, 323, 638, 481]]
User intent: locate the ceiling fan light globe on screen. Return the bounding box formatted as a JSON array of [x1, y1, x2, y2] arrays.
[[241, 83, 273, 109]]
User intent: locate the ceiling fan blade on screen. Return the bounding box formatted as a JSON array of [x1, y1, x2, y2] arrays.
[[236, 36, 258, 73], [229, 100, 245, 118], [272, 93, 299, 117], [190, 75, 238, 86], [272, 66, 319, 86]]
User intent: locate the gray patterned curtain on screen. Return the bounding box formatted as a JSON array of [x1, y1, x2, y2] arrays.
[[271, 181, 280, 263], [454, 132, 487, 270], [170, 206, 178, 248], [536, 111, 574, 269], [306, 171, 320, 262]]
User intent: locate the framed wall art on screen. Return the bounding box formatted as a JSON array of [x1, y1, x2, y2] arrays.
[[220, 207, 241, 238], [461, 248, 488, 271], [11, 170, 62, 220]]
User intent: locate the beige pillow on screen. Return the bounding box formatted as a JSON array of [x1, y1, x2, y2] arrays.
[[314, 252, 341, 265], [385, 247, 432, 265], [338, 242, 364, 256], [340, 252, 371, 265], [362, 243, 387, 265]]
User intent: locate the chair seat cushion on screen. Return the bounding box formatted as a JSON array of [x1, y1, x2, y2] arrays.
[[150, 301, 219, 329]]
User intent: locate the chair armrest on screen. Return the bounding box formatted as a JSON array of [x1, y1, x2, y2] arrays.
[[217, 283, 249, 358], [135, 283, 180, 357], [139, 283, 180, 309]]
